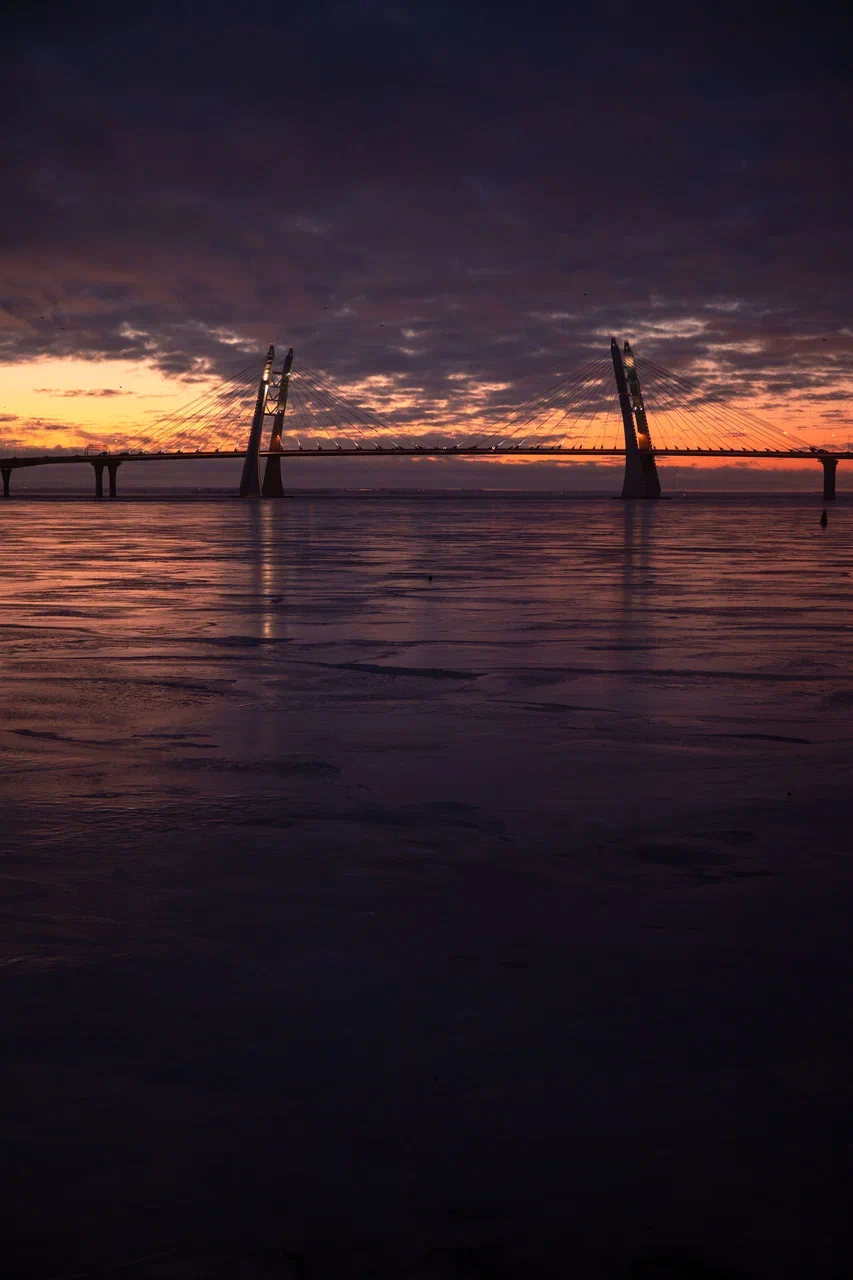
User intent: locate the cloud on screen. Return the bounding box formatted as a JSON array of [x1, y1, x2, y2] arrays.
[[0, 0, 850, 458], [32, 387, 130, 397]]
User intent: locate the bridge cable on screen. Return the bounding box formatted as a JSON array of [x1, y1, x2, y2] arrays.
[[635, 362, 743, 451], [165, 379, 256, 450], [289, 372, 393, 450], [160, 383, 257, 453], [139, 360, 262, 451], [468, 358, 611, 448], [638, 360, 774, 451], [523, 371, 610, 448], [636, 367, 724, 451], [581, 377, 622, 451], [641, 374, 723, 451], [291, 362, 411, 449], [139, 380, 257, 454], [287, 373, 379, 450], [487, 361, 613, 449], [638, 358, 811, 452], [553, 366, 618, 450], [519, 365, 614, 450], [464, 360, 605, 447], [286, 381, 346, 450]]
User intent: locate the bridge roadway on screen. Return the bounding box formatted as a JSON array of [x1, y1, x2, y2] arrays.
[[0, 445, 846, 498]]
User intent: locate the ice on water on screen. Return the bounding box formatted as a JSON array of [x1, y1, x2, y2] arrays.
[[2, 493, 852, 1279]]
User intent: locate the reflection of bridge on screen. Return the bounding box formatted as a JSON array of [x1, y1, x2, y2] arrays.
[[2, 339, 845, 500]]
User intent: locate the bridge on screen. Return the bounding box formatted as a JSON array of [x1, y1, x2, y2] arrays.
[[1, 339, 845, 500]]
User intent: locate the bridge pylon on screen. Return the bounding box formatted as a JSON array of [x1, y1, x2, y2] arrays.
[[239, 345, 275, 498], [611, 337, 661, 499], [262, 347, 294, 498]]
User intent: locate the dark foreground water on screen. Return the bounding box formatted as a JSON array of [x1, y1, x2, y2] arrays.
[[2, 493, 852, 1279]]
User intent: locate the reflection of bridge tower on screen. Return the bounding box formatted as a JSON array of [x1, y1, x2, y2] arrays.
[[611, 337, 662, 499], [262, 347, 294, 498], [239, 344, 275, 498]]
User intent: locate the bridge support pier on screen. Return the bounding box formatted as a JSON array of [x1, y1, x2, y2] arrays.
[[821, 456, 837, 501], [262, 454, 285, 498], [1, 466, 10, 498], [262, 455, 285, 498], [262, 346, 293, 498], [240, 345, 276, 498], [107, 461, 121, 498], [93, 462, 104, 498], [611, 338, 662, 498]]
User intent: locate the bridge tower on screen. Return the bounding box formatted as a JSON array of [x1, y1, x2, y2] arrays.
[[239, 345, 275, 498], [261, 347, 294, 498], [611, 337, 661, 499]]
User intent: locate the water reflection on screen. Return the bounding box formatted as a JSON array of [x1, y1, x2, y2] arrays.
[[620, 501, 655, 609], [248, 501, 277, 642]]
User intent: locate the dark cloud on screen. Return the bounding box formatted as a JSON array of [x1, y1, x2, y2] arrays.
[[1, 0, 851, 456]]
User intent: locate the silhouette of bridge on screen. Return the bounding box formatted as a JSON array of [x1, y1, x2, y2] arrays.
[[1, 339, 845, 500]]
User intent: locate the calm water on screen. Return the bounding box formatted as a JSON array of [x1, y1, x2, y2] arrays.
[[2, 493, 852, 1278]]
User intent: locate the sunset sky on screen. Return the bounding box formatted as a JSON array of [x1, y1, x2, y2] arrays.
[[2, 0, 851, 482]]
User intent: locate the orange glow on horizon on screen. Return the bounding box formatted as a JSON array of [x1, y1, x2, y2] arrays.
[[2, 349, 852, 471], [0, 358, 225, 452]]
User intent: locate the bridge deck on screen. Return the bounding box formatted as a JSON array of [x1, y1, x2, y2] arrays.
[[1, 447, 847, 467]]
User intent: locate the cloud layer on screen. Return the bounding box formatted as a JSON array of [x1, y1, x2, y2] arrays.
[[2, 0, 851, 452]]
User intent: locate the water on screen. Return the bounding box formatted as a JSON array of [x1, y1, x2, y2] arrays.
[[2, 493, 852, 1279]]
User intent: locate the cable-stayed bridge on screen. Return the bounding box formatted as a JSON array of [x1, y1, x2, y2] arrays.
[[1, 339, 845, 499]]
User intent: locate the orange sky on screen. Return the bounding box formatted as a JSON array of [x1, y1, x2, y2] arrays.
[[2, 352, 851, 471], [0, 358, 219, 451]]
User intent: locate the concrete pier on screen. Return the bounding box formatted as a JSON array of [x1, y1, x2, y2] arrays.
[[821, 456, 838, 501], [107, 461, 121, 497], [93, 463, 104, 498], [262, 346, 294, 498], [2, 466, 10, 498], [611, 338, 661, 498], [239, 345, 276, 498]]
